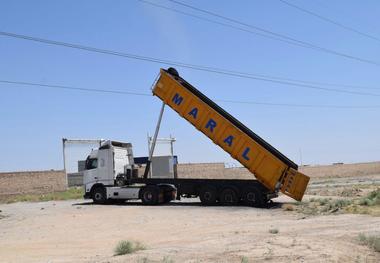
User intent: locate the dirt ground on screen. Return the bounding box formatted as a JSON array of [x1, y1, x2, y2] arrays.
[[1, 183, 379, 263], [1, 164, 379, 263]]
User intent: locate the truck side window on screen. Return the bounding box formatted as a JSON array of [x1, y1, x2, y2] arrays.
[[85, 158, 98, 170]]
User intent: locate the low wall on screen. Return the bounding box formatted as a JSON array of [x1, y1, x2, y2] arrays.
[[178, 161, 380, 179], [0, 170, 67, 197], [177, 162, 227, 179], [1, 162, 378, 197], [67, 172, 83, 187], [299, 162, 380, 178]]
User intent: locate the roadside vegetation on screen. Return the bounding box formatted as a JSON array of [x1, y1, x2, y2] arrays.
[[1, 187, 84, 204], [268, 228, 279, 234], [161, 256, 175, 263], [137, 256, 176, 263], [114, 240, 146, 256], [284, 188, 380, 216], [358, 233, 380, 252]]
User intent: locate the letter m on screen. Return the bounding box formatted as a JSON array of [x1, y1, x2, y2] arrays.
[[172, 93, 183, 106]]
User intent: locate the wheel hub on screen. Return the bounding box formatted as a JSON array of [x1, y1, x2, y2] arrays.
[[247, 192, 256, 202], [94, 192, 102, 200], [144, 192, 153, 201], [225, 194, 233, 202], [204, 192, 212, 200]]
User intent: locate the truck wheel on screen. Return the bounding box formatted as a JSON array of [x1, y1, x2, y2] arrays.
[[162, 189, 176, 203], [199, 186, 217, 205], [242, 186, 264, 207], [92, 186, 107, 204], [163, 191, 174, 203], [159, 184, 177, 203], [140, 186, 159, 205], [219, 188, 238, 206]]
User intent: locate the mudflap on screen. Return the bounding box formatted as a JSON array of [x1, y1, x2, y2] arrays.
[[280, 168, 310, 201]]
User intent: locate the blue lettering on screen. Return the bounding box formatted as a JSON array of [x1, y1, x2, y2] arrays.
[[172, 93, 183, 106], [242, 147, 250, 161], [188, 107, 198, 119], [205, 119, 217, 132], [223, 135, 234, 147]]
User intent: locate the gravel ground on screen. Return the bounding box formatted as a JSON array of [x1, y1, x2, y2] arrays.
[[0, 195, 379, 263]]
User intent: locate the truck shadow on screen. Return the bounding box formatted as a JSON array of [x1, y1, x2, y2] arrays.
[[72, 200, 282, 209]]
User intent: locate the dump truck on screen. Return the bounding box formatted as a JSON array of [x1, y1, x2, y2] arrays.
[[83, 68, 309, 206]]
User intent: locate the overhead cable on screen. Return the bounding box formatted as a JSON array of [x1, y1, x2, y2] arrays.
[[1, 31, 380, 97]]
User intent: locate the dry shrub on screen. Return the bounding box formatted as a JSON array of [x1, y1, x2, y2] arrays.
[[269, 228, 279, 234], [114, 240, 146, 256], [358, 233, 380, 252]]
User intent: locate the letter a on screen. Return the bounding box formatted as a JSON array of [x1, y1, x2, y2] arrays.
[[223, 135, 234, 147], [188, 108, 198, 119]]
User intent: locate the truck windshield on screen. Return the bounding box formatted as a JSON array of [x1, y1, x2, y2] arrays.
[[85, 158, 98, 170]]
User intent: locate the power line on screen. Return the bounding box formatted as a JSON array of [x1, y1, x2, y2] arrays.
[[278, 0, 380, 43], [0, 80, 151, 96], [217, 99, 380, 109], [1, 31, 380, 98], [159, 0, 380, 66], [1, 79, 380, 109], [262, 77, 380, 91], [139, 0, 313, 49]]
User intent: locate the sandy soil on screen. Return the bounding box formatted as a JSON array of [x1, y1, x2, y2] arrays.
[[0, 194, 379, 263]]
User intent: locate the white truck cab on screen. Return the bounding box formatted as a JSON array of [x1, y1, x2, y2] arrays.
[[83, 140, 176, 204], [83, 140, 134, 190]]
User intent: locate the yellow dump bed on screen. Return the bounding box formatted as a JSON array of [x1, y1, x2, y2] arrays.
[[152, 68, 309, 201]]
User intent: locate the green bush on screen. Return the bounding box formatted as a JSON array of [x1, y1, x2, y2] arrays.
[[318, 198, 328, 206], [359, 189, 379, 206], [269, 228, 279, 234], [358, 233, 380, 252], [241, 256, 249, 263], [162, 256, 175, 263], [114, 240, 146, 256], [333, 199, 352, 208]]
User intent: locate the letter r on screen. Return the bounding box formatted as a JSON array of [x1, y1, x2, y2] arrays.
[[205, 119, 217, 132]]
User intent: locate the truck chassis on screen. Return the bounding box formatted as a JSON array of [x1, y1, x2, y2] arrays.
[[85, 178, 276, 207], [133, 178, 276, 207]]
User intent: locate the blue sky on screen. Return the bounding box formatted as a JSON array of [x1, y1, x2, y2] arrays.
[[1, 0, 380, 172]]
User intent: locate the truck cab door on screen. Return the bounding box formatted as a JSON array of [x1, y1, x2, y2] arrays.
[[83, 157, 99, 187]]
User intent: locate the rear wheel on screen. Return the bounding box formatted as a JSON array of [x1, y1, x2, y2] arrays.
[[219, 188, 239, 206], [163, 188, 176, 203], [140, 186, 159, 205], [157, 184, 177, 204], [92, 186, 107, 204], [199, 186, 217, 205], [242, 186, 264, 207]]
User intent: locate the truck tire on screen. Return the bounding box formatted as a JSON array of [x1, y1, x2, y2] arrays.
[[199, 186, 217, 205], [140, 186, 159, 205], [219, 188, 239, 206], [160, 185, 176, 203], [163, 191, 175, 203], [92, 186, 107, 204], [242, 186, 264, 207]]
